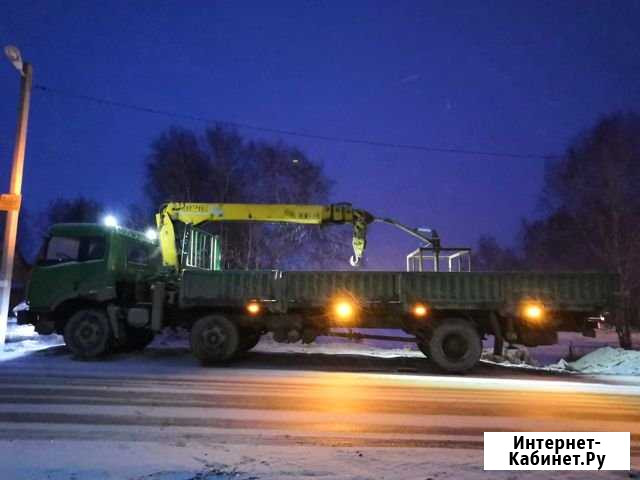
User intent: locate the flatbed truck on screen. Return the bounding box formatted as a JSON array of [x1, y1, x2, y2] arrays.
[[17, 203, 618, 373]]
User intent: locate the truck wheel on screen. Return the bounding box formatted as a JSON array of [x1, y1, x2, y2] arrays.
[[63, 309, 112, 359], [191, 315, 239, 364], [427, 319, 482, 373]]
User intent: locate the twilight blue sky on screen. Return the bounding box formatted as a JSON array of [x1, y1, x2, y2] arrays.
[[1, 1, 640, 268]]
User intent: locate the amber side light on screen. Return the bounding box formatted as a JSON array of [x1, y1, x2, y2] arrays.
[[246, 302, 261, 315], [334, 301, 354, 320], [522, 303, 545, 322], [412, 303, 428, 318]]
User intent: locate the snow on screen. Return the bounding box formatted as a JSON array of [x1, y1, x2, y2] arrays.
[[147, 327, 424, 358], [253, 330, 424, 359], [555, 346, 640, 375], [478, 330, 640, 376], [480, 348, 540, 369], [1, 323, 639, 479], [3, 314, 639, 377], [0, 317, 63, 362], [2, 441, 634, 480], [1, 302, 65, 362], [252, 329, 640, 377]]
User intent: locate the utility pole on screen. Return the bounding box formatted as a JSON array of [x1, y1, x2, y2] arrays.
[[0, 46, 32, 346]]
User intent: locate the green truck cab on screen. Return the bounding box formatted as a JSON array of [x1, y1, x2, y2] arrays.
[[20, 223, 160, 351]]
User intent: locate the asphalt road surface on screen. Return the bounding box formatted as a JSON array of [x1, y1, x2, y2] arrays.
[[0, 345, 638, 479]]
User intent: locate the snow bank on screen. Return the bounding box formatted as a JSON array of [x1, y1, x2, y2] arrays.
[[254, 332, 423, 359], [556, 346, 640, 375], [481, 347, 539, 368], [0, 317, 63, 362], [482, 341, 640, 376], [1, 302, 64, 362], [4, 316, 638, 377], [149, 327, 423, 358]]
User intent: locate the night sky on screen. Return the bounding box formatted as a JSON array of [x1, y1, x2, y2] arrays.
[[1, 1, 639, 269]]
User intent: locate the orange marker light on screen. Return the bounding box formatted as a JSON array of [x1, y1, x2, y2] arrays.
[[412, 303, 428, 318], [334, 301, 354, 320], [246, 302, 261, 315], [522, 303, 544, 321]]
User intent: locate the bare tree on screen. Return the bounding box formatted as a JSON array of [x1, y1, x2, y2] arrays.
[[145, 125, 349, 270], [525, 112, 640, 347], [145, 128, 210, 206], [43, 197, 104, 225], [0, 209, 34, 262], [473, 235, 524, 271], [15, 196, 105, 263]]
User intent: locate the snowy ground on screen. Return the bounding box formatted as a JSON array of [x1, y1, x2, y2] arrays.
[[1, 320, 639, 479], [150, 324, 640, 375], [5, 442, 636, 480], [0, 351, 638, 480], [0, 317, 64, 361], [3, 319, 640, 376], [556, 346, 640, 375]]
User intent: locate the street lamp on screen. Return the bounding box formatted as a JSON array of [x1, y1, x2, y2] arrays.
[[0, 46, 33, 346], [4, 46, 24, 74]]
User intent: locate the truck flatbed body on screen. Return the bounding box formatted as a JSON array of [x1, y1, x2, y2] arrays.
[[179, 269, 617, 315]]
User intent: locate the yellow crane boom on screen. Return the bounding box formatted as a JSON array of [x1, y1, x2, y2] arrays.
[[156, 202, 374, 269]]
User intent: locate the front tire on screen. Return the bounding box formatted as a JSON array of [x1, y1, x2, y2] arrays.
[[427, 319, 482, 373], [190, 315, 239, 364], [63, 309, 112, 359]]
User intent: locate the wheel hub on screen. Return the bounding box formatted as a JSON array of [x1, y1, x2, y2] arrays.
[[203, 326, 226, 350], [442, 333, 468, 361], [77, 318, 101, 346]]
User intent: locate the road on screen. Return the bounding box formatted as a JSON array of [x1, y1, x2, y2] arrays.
[[0, 345, 638, 479]]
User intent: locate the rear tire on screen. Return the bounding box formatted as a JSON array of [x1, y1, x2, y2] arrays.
[[190, 315, 239, 364], [63, 309, 112, 359], [427, 319, 482, 373]]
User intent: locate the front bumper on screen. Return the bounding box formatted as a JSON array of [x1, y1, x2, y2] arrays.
[[17, 310, 56, 335], [16, 309, 38, 326]]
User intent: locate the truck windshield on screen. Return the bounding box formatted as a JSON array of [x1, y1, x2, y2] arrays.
[[39, 236, 106, 266]]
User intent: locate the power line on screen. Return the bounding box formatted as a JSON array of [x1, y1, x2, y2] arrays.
[[34, 84, 555, 160]]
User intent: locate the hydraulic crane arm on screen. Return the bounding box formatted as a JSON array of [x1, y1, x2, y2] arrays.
[[156, 202, 374, 269]]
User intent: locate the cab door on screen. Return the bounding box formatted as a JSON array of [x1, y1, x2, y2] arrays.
[[27, 234, 110, 311]]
